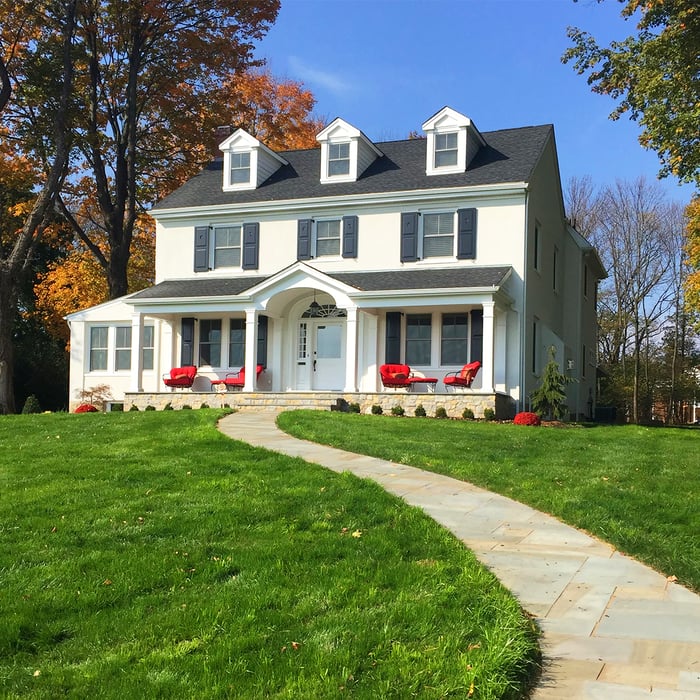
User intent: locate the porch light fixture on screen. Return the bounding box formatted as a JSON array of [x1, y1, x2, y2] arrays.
[[307, 290, 323, 317]]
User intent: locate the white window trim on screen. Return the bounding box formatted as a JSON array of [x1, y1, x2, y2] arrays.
[[320, 139, 357, 184], [312, 218, 342, 258], [210, 223, 243, 270], [222, 148, 258, 191], [418, 210, 456, 259], [425, 128, 467, 176]]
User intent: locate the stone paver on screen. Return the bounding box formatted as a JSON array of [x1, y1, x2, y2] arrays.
[[218, 411, 700, 699]]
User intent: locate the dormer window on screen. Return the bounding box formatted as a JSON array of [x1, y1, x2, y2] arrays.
[[434, 133, 458, 168], [230, 152, 251, 184], [316, 118, 382, 184], [328, 143, 350, 176], [219, 128, 287, 192], [422, 107, 486, 176]]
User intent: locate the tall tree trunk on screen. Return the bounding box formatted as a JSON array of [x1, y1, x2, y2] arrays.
[[0, 272, 17, 414]]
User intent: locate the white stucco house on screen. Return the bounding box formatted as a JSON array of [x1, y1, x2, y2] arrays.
[[67, 106, 605, 417]]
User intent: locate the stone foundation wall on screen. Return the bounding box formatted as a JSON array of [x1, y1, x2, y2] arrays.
[[122, 389, 516, 420]]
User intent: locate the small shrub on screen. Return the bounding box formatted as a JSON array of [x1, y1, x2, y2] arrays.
[[200, 403, 209, 409], [163, 402, 174, 411], [181, 404, 192, 410], [513, 411, 542, 426], [414, 403, 426, 417], [371, 404, 383, 415], [74, 403, 98, 414], [75, 383, 112, 412], [144, 405, 156, 411], [391, 404, 405, 416], [22, 395, 42, 414], [483, 407, 496, 421], [435, 406, 448, 419], [348, 402, 361, 413], [462, 407, 475, 420], [129, 405, 140, 411]]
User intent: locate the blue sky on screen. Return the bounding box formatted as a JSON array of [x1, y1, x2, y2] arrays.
[[255, 0, 694, 205]]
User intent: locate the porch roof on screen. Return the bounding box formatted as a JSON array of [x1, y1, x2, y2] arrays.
[[129, 266, 511, 302]]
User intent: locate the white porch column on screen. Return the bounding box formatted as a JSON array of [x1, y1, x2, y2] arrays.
[[129, 312, 144, 392], [481, 302, 495, 393], [243, 309, 258, 392], [344, 307, 358, 392], [494, 308, 507, 393]]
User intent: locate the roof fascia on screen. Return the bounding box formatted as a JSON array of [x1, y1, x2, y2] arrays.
[[151, 182, 529, 221]]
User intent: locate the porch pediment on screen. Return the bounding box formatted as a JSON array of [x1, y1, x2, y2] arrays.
[[246, 261, 358, 311]]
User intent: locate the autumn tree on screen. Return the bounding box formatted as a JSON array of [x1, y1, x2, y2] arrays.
[[218, 70, 325, 151], [563, 0, 700, 187], [21, 0, 279, 300], [685, 197, 700, 319], [0, 1, 77, 414]]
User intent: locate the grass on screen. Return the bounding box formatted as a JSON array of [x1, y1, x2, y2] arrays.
[[0, 410, 540, 699], [277, 411, 700, 593]]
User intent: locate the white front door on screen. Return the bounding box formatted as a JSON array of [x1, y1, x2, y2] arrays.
[[313, 322, 345, 390]]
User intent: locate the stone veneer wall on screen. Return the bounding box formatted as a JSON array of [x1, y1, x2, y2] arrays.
[[122, 390, 516, 420]]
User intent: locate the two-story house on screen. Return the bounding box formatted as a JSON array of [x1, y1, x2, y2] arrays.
[[66, 106, 605, 417]]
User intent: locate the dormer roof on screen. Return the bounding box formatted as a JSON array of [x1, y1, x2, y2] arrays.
[[219, 128, 288, 192], [316, 117, 383, 184], [421, 106, 486, 176]]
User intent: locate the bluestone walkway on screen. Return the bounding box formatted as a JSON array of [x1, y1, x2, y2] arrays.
[[218, 411, 700, 699]]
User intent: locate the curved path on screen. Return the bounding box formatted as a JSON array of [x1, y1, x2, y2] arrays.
[[219, 411, 700, 698]]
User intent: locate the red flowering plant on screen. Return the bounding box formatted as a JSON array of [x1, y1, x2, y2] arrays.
[[513, 411, 541, 426], [74, 403, 99, 413]]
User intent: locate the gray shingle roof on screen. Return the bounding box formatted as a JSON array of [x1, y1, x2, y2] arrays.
[[129, 266, 511, 301], [328, 267, 511, 291], [130, 277, 266, 299], [153, 125, 553, 211]]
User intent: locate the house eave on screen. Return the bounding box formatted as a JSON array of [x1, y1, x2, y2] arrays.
[[150, 182, 529, 221]]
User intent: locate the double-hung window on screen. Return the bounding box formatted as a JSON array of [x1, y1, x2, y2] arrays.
[[229, 319, 245, 367], [199, 320, 222, 367], [142, 325, 154, 370], [315, 219, 341, 256], [89, 327, 108, 371], [423, 212, 454, 257], [115, 327, 132, 370], [230, 152, 250, 184], [441, 314, 468, 365], [328, 142, 350, 176], [434, 132, 458, 168], [213, 226, 241, 269], [406, 314, 432, 365]]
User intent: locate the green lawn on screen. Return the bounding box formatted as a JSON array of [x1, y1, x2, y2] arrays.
[[277, 411, 700, 593], [0, 410, 540, 699]]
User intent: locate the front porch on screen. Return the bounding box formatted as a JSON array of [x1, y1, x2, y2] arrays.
[[124, 389, 516, 419]]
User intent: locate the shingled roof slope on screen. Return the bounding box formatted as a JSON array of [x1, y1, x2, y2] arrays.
[[153, 125, 553, 211], [129, 267, 511, 301]]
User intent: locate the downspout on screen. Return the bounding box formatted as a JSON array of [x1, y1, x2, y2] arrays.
[[520, 189, 529, 413]]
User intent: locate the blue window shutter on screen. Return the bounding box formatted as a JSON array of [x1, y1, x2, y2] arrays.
[[194, 226, 209, 272], [257, 315, 268, 368], [457, 208, 477, 259], [400, 212, 419, 262], [470, 309, 483, 362], [342, 215, 358, 258], [385, 312, 402, 363], [242, 222, 259, 270], [297, 219, 312, 260], [181, 317, 195, 366]]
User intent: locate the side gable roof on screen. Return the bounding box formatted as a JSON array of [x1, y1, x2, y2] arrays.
[[153, 125, 553, 211]]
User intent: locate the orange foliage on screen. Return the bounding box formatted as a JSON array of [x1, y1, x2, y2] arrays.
[[218, 70, 325, 151], [33, 215, 155, 344]]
